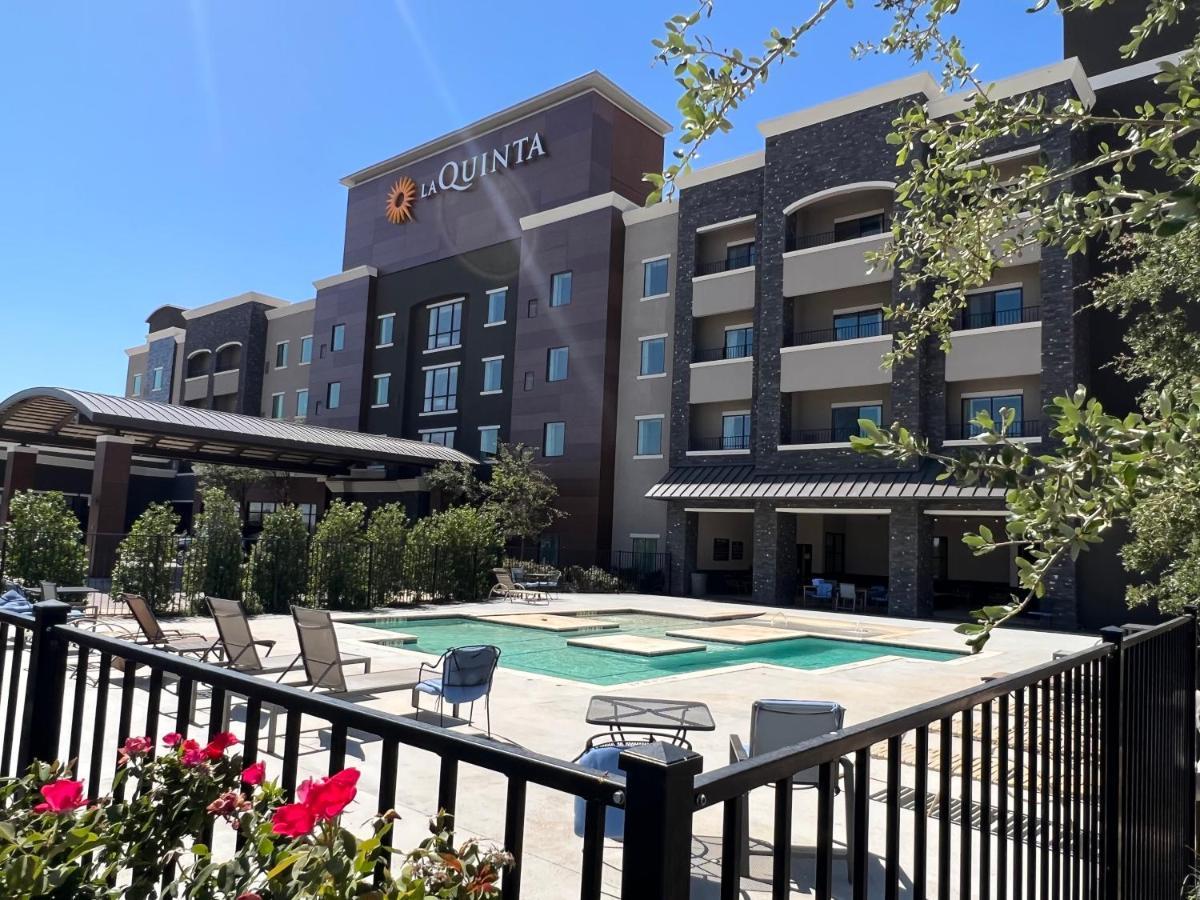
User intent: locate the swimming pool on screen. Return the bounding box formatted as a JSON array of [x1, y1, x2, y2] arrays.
[[363, 612, 959, 686]]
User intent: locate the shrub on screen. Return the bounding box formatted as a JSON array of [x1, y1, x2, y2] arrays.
[[564, 565, 624, 593], [367, 502, 409, 605], [405, 506, 503, 602], [3, 490, 86, 587], [182, 487, 244, 609], [111, 502, 180, 612], [307, 500, 369, 609], [242, 505, 309, 614]]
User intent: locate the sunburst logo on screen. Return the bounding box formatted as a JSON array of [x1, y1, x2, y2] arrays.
[[385, 176, 417, 224]]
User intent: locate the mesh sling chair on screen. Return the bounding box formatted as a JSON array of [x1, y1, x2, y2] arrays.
[[412, 645, 501, 735], [122, 593, 219, 659], [208, 596, 366, 677], [489, 569, 550, 605], [730, 700, 856, 881]]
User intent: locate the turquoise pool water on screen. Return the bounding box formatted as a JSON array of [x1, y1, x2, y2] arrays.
[[365, 613, 958, 686]]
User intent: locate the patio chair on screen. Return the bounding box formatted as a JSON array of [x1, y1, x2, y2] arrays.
[[122, 593, 219, 659], [866, 585, 889, 611], [512, 565, 560, 591], [835, 582, 858, 612], [489, 568, 550, 605], [289, 606, 419, 696], [801, 579, 833, 608], [730, 700, 855, 880], [412, 644, 501, 735]]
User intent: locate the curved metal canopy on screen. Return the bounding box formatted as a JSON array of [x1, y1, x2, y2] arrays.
[[0, 388, 474, 473]]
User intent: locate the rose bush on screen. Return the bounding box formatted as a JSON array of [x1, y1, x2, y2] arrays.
[[0, 735, 509, 899]]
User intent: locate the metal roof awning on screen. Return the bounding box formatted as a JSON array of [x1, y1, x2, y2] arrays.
[[646, 463, 1007, 502], [0, 388, 475, 474]]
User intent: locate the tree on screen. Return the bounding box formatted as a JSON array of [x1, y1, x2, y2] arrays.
[[192, 464, 294, 508], [111, 502, 181, 613], [3, 490, 86, 587], [182, 487, 244, 608], [307, 500, 369, 610], [426, 461, 484, 508], [242, 505, 309, 614], [366, 503, 410, 605], [404, 505, 503, 602], [652, 1, 1200, 649]]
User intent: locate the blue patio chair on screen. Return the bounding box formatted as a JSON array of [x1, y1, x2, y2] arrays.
[[867, 585, 889, 610], [572, 745, 626, 840], [802, 578, 834, 607], [412, 645, 501, 735]]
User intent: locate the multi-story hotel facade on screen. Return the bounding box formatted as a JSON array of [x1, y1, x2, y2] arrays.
[[108, 9, 1187, 627]]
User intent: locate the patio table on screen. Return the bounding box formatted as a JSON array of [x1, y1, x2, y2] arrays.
[[583, 695, 716, 752]]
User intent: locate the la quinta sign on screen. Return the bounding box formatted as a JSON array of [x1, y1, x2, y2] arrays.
[[384, 132, 547, 224]]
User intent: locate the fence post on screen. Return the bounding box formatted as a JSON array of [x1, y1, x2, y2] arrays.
[[619, 742, 703, 900], [1187, 606, 1199, 862], [17, 600, 71, 771], [1100, 625, 1126, 900]]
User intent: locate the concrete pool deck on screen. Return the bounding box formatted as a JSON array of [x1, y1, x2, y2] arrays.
[[87, 592, 1098, 898]]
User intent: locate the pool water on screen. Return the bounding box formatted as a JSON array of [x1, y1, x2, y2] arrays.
[[366, 612, 958, 686]]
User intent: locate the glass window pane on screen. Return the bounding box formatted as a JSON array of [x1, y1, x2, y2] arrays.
[[480, 427, 499, 457], [332, 324, 345, 352], [378, 316, 394, 346], [726, 242, 755, 269], [374, 375, 389, 405], [551, 272, 572, 307], [275, 342, 288, 367], [300, 336, 313, 364], [543, 421, 565, 456], [995, 288, 1023, 325], [547, 347, 568, 382], [483, 359, 502, 392], [643, 259, 668, 297], [487, 291, 506, 323], [327, 382, 341, 409], [640, 338, 665, 375], [296, 389, 308, 417], [636, 419, 662, 455]]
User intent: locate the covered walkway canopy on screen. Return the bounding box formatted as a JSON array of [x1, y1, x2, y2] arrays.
[[0, 387, 474, 473]]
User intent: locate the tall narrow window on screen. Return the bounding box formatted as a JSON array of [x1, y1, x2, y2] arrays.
[[151, 367, 164, 391], [423, 364, 459, 412], [527, 298, 538, 318], [636, 417, 663, 456], [331, 324, 346, 352], [639, 337, 666, 376], [479, 426, 500, 459], [372, 373, 391, 406], [721, 413, 751, 450], [643, 258, 669, 298], [299, 335, 313, 365], [327, 382, 341, 410], [486, 288, 507, 325], [131, 373, 143, 397], [550, 271, 572, 307], [377, 314, 395, 347], [547, 346, 569, 382], [270, 393, 285, 419], [427, 300, 462, 349], [296, 388, 309, 418], [275, 341, 289, 368], [543, 421, 566, 457], [724, 326, 753, 358], [482, 357, 503, 393]]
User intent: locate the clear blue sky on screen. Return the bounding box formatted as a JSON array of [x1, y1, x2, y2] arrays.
[[0, 1, 1061, 400]]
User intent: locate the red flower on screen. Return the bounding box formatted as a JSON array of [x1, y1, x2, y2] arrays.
[[118, 735, 153, 765], [241, 761, 266, 786], [180, 739, 204, 768], [203, 731, 239, 760], [271, 802, 317, 838], [236, 894, 263, 900], [33, 779, 85, 814], [296, 768, 359, 820], [162, 732, 182, 748]]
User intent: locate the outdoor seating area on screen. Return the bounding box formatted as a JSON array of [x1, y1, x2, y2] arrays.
[[800, 578, 889, 613]]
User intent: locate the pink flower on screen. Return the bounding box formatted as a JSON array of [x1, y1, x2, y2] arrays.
[[180, 739, 204, 767], [162, 732, 182, 748], [203, 731, 239, 760], [118, 735, 153, 765], [241, 761, 266, 786], [33, 779, 85, 814], [206, 789, 250, 820], [236, 894, 262, 900], [271, 802, 317, 838], [296, 768, 359, 820]]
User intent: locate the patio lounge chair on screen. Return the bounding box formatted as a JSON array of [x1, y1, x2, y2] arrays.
[[412, 644, 501, 735], [730, 700, 855, 880], [208, 596, 369, 677], [289, 607, 419, 696], [489, 568, 550, 605], [123, 593, 219, 659]]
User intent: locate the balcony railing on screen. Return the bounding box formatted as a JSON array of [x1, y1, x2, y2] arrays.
[[946, 419, 1042, 440], [791, 319, 893, 347], [785, 216, 891, 252], [693, 343, 754, 363], [785, 426, 866, 445], [694, 250, 758, 277], [955, 304, 1041, 330], [689, 434, 751, 452]]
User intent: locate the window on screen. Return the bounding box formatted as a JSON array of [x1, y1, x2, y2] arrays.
[[724, 326, 753, 359], [215, 344, 241, 372], [372, 373, 390, 406], [299, 335, 313, 365], [543, 421, 565, 457], [377, 314, 395, 347], [713, 538, 730, 562], [636, 417, 663, 456], [547, 347, 569, 382], [275, 341, 289, 368], [824, 532, 846, 575], [523, 371, 535, 391], [639, 337, 666, 376], [965, 287, 1024, 329], [151, 367, 164, 391], [486, 289, 507, 325], [479, 426, 500, 459], [131, 373, 143, 397], [327, 382, 341, 409], [643, 258, 669, 298], [539, 535, 560, 566], [423, 364, 459, 412], [831, 403, 883, 441], [834, 212, 886, 242], [247, 501, 277, 527], [631, 536, 659, 571], [270, 393, 284, 419], [962, 393, 1025, 436], [331, 324, 346, 352], [833, 309, 884, 341], [731, 540, 745, 561], [427, 300, 462, 350], [550, 271, 572, 307], [482, 357, 503, 393], [527, 298, 538, 318], [298, 503, 318, 530], [186, 351, 209, 379], [725, 241, 756, 270], [421, 429, 455, 448], [296, 388, 309, 418], [721, 413, 751, 450]]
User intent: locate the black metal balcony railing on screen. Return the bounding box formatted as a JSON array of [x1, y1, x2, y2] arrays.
[[785, 216, 891, 252], [694, 249, 758, 277], [692, 343, 754, 363], [792, 319, 893, 346], [946, 419, 1042, 440], [956, 304, 1041, 330], [786, 426, 867, 445], [689, 434, 751, 452]]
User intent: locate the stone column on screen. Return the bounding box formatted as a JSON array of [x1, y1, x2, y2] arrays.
[[888, 503, 933, 618], [666, 502, 698, 597], [1041, 556, 1080, 631], [752, 504, 797, 607], [0, 446, 38, 525], [85, 436, 133, 577]]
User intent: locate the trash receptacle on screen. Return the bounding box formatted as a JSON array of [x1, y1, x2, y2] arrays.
[[690, 572, 707, 596]]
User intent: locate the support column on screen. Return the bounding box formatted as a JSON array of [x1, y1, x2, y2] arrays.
[[0, 446, 38, 525], [889, 504, 933, 618], [1041, 556, 1080, 631], [752, 504, 797, 607], [666, 502, 698, 597], [85, 436, 133, 578]]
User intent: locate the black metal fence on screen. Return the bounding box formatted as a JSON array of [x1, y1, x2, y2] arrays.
[[0, 604, 1193, 897]]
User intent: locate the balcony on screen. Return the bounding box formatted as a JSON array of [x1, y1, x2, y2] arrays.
[[944, 307, 1041, 382], [779, 426, 863, 450], [212, 369, 240, 396], [782, 231, 891, 296], [944, 419, 1042, 445], [182, 376, 208, 403], [690, 346, 753, 404], [686, 434, 751, 456], [692, 262, 756, 317], [779, 323, 892, 393]]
